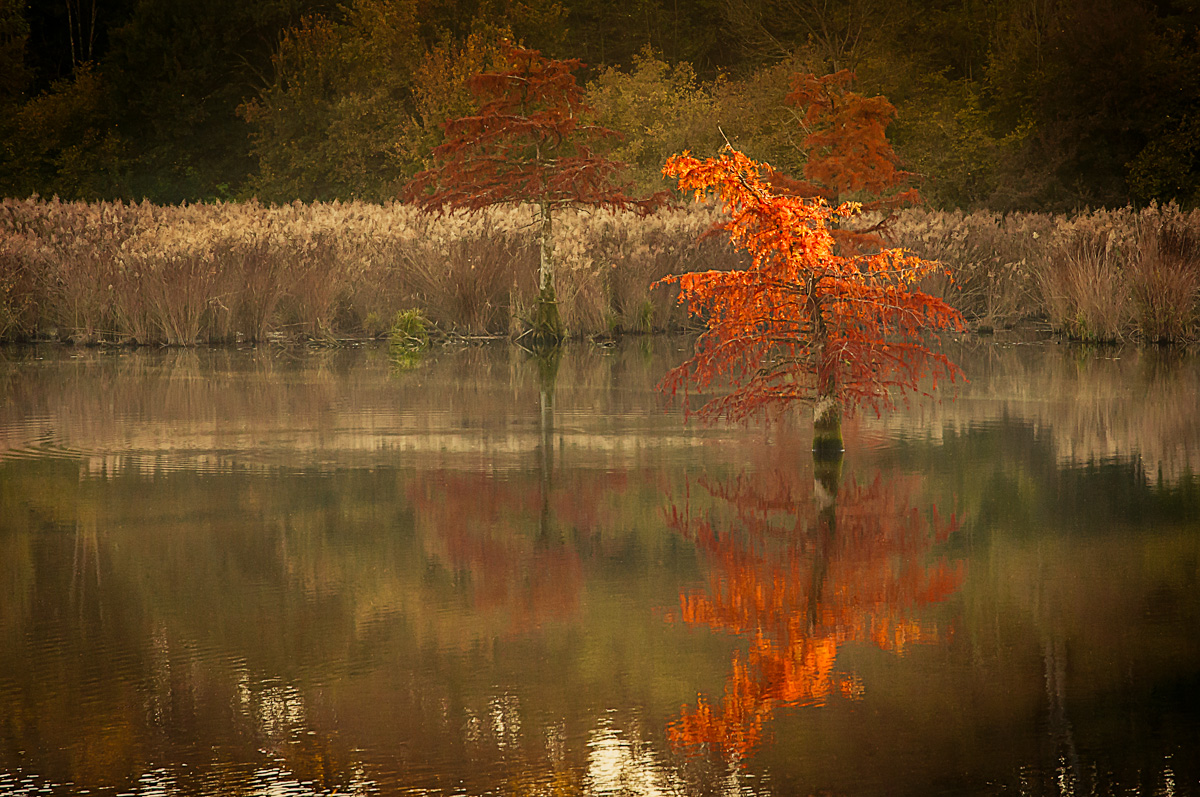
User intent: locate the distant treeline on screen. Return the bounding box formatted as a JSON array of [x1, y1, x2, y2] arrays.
[[2, 198, 1198, 345], [1, 0, 1198, 211]]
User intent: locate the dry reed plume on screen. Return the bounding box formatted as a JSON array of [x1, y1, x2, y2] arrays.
[[887, 209, 1044, 328], [1128, 217, 1200, 342]]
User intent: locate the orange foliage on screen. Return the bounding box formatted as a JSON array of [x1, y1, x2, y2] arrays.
[[658, 147, 963, 423], [664, 465, 964, 760], [771, 70, 920, 252]]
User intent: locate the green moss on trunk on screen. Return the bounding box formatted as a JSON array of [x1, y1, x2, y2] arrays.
[[530, 283, 564, 345]]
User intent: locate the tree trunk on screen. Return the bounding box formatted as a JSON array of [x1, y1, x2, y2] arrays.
[[811, 296, 844, 457], [530, 199, 564, 345], [813, 391, 843, 457]]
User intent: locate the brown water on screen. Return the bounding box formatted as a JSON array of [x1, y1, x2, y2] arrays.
[[0, 337, 1197, 796]]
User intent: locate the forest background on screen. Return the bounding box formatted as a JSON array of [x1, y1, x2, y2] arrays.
[[4, 0, 1200, 348], [3, 0, 1199, 212]]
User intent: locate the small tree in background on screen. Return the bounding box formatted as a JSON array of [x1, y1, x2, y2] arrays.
[[771, 70, 920, 252], [405, 41, 663, 344], [659, 146, 963, 456]]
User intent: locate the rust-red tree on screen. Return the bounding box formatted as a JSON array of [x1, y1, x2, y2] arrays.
[[771, 70, 920, 253], [658, 146, 963, 454], [405, 41, 663, 343]]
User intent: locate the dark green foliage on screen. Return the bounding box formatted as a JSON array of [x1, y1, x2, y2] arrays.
[[0, 65, 127, 200], [239, 4, 425, 202], [102, 0, 335, 202], [563, 0, 733, 71], [0, 0, 333, 202], [983, 0, 1166, 210], [0, 0, 31, 103], [1, 0, 1199, 210]]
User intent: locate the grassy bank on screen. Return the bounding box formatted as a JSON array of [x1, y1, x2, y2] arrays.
[[2, 198, 1199, 345]]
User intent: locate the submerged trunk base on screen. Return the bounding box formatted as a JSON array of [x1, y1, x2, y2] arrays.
[[529, 284, 565, 347], [812, 395, 844, 458]]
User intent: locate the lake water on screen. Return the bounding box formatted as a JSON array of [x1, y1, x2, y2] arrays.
[[1, 337, 1197, 796]]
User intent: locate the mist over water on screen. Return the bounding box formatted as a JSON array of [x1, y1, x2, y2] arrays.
[[1, 337, 1197, 796]]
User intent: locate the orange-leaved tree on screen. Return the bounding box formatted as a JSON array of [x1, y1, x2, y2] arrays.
[[404, 41, 664, 343], [771, 70, 919, 253], [659, 146, 963, 455]]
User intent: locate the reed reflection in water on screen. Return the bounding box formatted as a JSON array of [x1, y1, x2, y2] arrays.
[[0, 338, 1197, 796], [866, 337, 1200, 481]]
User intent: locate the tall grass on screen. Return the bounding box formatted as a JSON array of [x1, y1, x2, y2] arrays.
[[3, 197, 1200, 345], [1127, 218, 1200, 342], [0, 198, 745, 344], [887, 209, 1044, 327], [1038, 230, 1128, 342], [553, 205, 732, 334], [892, 203, 1200, 342], [393, 207, 536, 336]]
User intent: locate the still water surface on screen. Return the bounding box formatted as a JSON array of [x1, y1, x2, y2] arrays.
[[1, 337, 1198, 796]]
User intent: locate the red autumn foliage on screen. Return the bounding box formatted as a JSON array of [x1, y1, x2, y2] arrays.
[[663, 464, 964, 760], [770, 70, 921, 253], [658, 146, 963, 425], [404, 41, 662, 214], [404, 41, 665, 339]]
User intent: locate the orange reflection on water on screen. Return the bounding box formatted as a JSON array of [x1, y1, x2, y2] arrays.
[[665, 464, 965, 760]]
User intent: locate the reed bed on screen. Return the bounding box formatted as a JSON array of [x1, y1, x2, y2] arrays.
[[891, 203, 1200, 342], [3, 198, 1200, 345], [0, 198, 742, 344]]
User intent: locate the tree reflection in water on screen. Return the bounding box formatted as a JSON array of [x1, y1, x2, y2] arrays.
[[404, 468, 591, 632], [4, 343, 1198, 794], [664, 459, 965, 762]]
